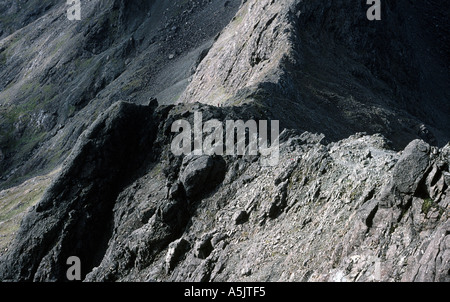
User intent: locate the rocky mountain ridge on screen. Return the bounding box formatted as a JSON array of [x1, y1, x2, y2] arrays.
[[0, 0, 449, 282], [0, 101, 448, 281], [0, 0, 242, 189]]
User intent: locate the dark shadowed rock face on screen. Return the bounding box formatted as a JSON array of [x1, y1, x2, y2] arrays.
[[179, 154, 226, 199], [0, 101, 164, 281], [0, 0, 242, 190]]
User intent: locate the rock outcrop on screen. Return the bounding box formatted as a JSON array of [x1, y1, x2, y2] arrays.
[[0, 0, 449, 283], [180, 0, 450, 148], [0, 102, 448, 282], [0, 0, 242, 189]]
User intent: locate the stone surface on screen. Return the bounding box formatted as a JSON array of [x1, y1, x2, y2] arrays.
[[165, 238, 190, 273], [0, 0, 449, 283], [393, 140, 431, 195], [0, 0, 242, 190], [0, 103, 448, 282]]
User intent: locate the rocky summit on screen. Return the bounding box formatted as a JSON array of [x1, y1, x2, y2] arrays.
[[0, 1, 449, 282]]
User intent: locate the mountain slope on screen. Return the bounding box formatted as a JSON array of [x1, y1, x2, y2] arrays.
[[0, 101, 448, 281], [0, 0, 241, 189], [0, 0, 449, 282], [181, 0, 450, 148]]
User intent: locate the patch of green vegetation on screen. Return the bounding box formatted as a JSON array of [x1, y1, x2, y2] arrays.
[[421, 198, 436, 215], [0, 170, 56, 255], [0, 52, 6, 66], [0, 184, 46, 222], [0, 14, 15, 24], [19, 81, 37, 95], [3, 33, 23, 60], [67, 104, 77, 117], [349, 185, 364, 201], [208, 86, 231, 105], [108, 8, 120, 27], [17, 131, 46, 152], [0, 14, 18, 34], [233, 14, 244, 26], [74, 57, 94, 71], [50, 38, 66, 57], [231, 1, 248, 27], [232, 99, 245, 106], [122, 78, 142, 92], [150, 163, 163, 177], [41, 84, 57, 107], [173, 0, 190, 15], [0, 99, 48, 161], [11, 81, 56, 115], [1, 128, 47, 172], [249, 98, 269, 116], [170, 90, 184, 103], [1, 107, 19, 125], [287, 168, 303, 190]]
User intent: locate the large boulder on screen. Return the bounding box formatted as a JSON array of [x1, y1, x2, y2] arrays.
[[392, 140, 431, 195], [179, 154, 226, 199]]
